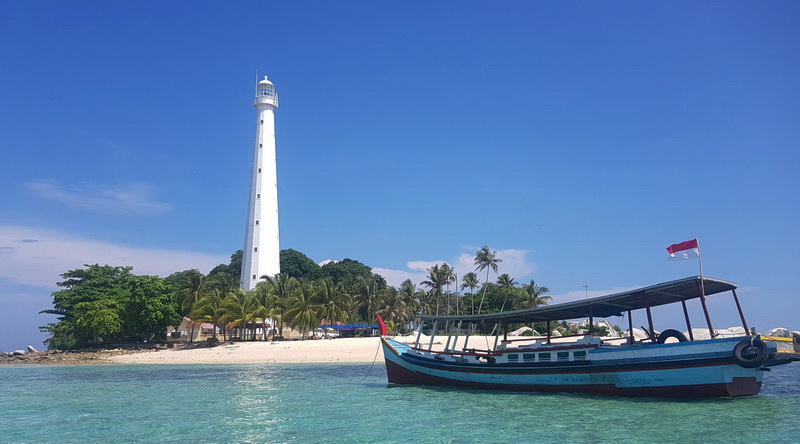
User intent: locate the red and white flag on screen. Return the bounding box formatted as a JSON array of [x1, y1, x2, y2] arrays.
[[667, 239, 700, 260]]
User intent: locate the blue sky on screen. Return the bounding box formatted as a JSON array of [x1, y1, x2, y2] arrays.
[[1, 2, 798, 351]]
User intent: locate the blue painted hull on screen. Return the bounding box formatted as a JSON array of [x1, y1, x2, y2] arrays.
[[381, 337, 767, 397]]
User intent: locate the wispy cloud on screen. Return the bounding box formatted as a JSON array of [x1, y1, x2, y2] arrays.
[[25, 180, 172, 215], [374, 247, 538, 288], [0, 226, 228, 288]]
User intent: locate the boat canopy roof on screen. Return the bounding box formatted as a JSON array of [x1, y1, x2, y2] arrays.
[[417, 276, 737, 324]]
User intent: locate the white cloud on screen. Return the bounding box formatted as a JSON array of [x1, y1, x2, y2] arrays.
[[0, 226, 228, 289], [375, 248, 538, 288], [25, 180, 172, 215]]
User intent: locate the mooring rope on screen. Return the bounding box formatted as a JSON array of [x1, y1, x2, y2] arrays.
[[358, 338, 383, 382]]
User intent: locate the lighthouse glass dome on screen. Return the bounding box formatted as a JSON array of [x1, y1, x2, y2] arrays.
[[257, 80, 277, 98]]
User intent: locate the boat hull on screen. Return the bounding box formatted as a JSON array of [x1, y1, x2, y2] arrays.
[[381, 337, 764, 397]]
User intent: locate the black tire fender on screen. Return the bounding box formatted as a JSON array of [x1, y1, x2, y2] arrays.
[[656, 329, 689, 344], [733, 339, 769, 368]]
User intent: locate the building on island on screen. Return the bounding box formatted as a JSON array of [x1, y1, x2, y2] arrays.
[[241, 76, 281, 291]]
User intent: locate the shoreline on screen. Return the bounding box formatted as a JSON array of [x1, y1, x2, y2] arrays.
[[1, 336, 417, 366]]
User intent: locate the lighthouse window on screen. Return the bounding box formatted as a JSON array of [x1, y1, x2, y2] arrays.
[[254, 247, 258, 252], [259, 143, 263, 148], [252, 275, 256, 280], [258, 168, 261, 173], [260, 120, 263, 124], [255, 220, 259, 225]]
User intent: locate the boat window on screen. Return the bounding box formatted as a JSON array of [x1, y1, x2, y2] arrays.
[[508, 354, 519, 362], [523, 353, 535, 362], [557, 352, 570, 362], [574, 351, 587, 360], [539, 352, 551, 362]]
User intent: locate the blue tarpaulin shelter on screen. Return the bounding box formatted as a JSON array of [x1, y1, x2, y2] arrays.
[[320, 324, 380, 337]]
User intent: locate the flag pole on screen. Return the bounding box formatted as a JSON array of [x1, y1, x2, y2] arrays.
[[695, 238, 716, 337]]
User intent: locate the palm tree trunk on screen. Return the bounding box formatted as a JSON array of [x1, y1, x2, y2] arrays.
[[477, 269, 490, 314]]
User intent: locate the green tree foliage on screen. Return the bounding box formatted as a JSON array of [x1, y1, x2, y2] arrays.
[[280, 248, 320, 279], [208, 250, 243, 281], [318, 258, 382, 293], [124, 275, 181, 342], [39, 248, 551, 346], [40, 265, 180, 349]]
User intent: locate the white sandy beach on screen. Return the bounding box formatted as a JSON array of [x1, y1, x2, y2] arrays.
[[107, 337, 398, 365], [107, 334, 502, 365]]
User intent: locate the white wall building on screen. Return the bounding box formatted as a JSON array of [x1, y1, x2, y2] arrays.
[[240, 76, 281, 290]]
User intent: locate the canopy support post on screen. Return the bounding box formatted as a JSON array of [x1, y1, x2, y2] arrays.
[[503, 320, 509, 343], [588, 306, 594, 335], [546, 320, 551, 344], [492, 322, 501, 351], [462, 322, 471, 351], [451, 320, 463, 351], [444, 321, 453, 351], [627, 310, 634, 345], [731, 289, 750, 335], [681, 300, 694, 341], [428, 320, 438, 351], [644, 293, 655, 342], [697, 279, 716, 338], [415, 321, 424, 348]]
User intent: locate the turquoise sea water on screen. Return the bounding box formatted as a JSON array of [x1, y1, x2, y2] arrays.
[[1, 362, 798, 443]]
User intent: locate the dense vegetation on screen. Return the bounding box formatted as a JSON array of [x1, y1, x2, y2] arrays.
[[40, 246, 555, 349]]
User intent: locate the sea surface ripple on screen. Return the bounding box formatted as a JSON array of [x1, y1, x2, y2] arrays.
[[1, 363, 798, 443]]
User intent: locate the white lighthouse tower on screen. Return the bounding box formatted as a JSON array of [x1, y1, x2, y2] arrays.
[[241, 76, 281, 291]]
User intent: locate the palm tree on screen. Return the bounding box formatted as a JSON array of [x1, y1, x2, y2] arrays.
[[519, 280, 551, 334], [253, 281, 277, 340], [460, 272, 479, 315], [474, 246, 502, 314], [188, 290, 225, 340], [376, 286, 415, 328], [355, 276, 382, 324], [496, 273, 516, 312], [519, 280, 552, 309], [400, 279, 429, 318], [261, 273, 297, 338], [176, 270, 216, 342], [420, 264, 446, 315], [208, 272, 240, 297], [283, 281, 322, 339], [440, 263, 456, 315], [314, 278, 351, 337], [177, 270, 214, 315], [221, 288, 265, 340]]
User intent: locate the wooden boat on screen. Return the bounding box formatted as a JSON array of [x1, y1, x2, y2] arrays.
[[381, 276, 799, 397]]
